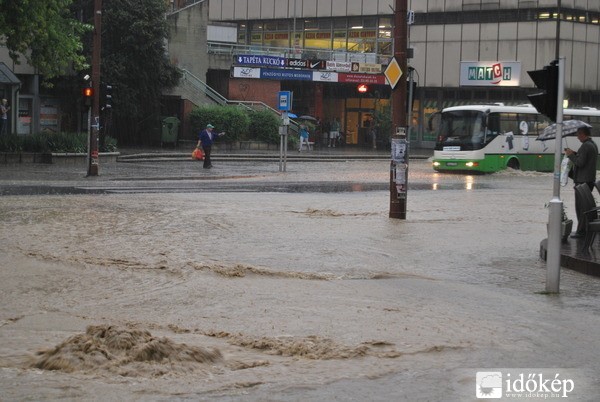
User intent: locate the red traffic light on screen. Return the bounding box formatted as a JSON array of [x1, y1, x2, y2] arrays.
[[357, 84, 369, 93], [83, 87, 94, 97]]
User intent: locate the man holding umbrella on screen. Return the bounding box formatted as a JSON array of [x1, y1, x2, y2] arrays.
[[564, 126, 598, 237]]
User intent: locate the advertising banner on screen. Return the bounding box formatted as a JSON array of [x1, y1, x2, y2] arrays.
[[232, 67, 261, 79], [312, 71, 339, 82]]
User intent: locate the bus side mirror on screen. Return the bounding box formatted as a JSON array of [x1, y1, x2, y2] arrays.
[[482, 109, 490, 129]]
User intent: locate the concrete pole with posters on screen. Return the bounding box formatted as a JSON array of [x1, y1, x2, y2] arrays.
[[87, 0, 102, 177], [389, 0, 408, 219], [546, 57, 565, 293]]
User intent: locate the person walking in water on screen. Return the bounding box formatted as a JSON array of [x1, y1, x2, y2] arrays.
[[197, 123, 225, 169], [298, 123, 311, 152], [329, 118, 340, 147]]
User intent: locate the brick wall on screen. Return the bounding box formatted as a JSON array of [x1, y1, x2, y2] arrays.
[[228, 79, 281, 110]]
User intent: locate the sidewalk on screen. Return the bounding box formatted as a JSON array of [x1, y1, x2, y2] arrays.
[[116, 144, 434, 162], [540, 237, 600, 278]]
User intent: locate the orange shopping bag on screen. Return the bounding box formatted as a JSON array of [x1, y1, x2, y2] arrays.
[[191, 147, 203, 160]]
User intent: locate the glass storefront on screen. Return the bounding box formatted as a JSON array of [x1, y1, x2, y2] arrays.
[[240, 16, 393, 55]]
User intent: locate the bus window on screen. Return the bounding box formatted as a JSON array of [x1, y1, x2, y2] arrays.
[[435, 110, 486, 150]]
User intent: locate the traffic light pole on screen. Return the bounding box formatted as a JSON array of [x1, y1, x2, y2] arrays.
[[389, 0, 408, 219], [546, 57, 565, 293], [87, 0, 102, 177]]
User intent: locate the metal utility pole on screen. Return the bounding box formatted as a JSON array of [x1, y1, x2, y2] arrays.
[[389, 0, 408, 219], [555, 0, 561, 60], [546, 57, 565, 293], [87, 0, 102, 176]]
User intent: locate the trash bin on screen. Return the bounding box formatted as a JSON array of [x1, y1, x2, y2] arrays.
[[161, 116, 180, 147]]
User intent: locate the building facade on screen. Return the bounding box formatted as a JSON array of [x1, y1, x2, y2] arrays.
[[166, 0, 600, 146]]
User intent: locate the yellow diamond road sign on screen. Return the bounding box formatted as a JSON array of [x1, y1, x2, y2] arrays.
[[384, 57, 403, 89]]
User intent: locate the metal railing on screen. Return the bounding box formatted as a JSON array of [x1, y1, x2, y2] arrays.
[[178, 68, 300, 134]]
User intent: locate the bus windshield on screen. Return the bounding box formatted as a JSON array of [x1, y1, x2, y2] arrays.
[[435, 110, 487, 151]]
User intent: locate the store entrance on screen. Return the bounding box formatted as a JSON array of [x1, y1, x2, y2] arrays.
[[344, 110, 374, 145]]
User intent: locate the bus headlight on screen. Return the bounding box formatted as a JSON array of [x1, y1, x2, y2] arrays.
[[465, 161, 479, 167], [433, 161, 440, 167]]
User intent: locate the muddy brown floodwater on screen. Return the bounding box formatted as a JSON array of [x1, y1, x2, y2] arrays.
[[1, 161, 600, 400]]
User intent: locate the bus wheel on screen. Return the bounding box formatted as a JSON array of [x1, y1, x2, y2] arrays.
[[507, 158, 520, 170]]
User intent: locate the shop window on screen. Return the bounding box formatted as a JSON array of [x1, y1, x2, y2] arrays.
[[379, 17, 392, 29], [379, 28, 391, 39], [305, 31, 332, 50], [304, 19, 318, 30], [363, 18, 377, 28], [264, 32, 290, 48], [250, 33, 262, 46], [348, 17, 362, 29], [334, 18, 347, 29], [333, 31, 347, 50], [378, 41, 392, 56], [292, 32, 302, 48], [318, 19, 332, 30]]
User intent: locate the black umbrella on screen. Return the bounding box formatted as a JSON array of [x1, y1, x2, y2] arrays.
[[298, 115, 317, 121], [536, 120, 592, 141]]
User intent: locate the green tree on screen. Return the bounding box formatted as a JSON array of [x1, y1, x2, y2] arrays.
[[0, 0, 90, 83], [101, 0, 181, 145]]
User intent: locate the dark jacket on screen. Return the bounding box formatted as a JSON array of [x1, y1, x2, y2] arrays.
[[198, 129, 217, 147], [568, 137, 598, 184]]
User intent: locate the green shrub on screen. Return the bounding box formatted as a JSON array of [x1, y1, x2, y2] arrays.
[[249, 110, 280, 144], [189, 105, 250, 142], [0, 132, 118, 153], [102, 136, 118, 152], [0, 135, 25, 152], [21, 134, 51, 152], [47, 132, 87, 153]]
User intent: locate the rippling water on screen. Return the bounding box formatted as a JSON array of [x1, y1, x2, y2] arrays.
[[1, 160, 599, 400]]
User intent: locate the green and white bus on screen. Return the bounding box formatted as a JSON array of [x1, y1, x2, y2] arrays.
[[431, 104, 600, 173]]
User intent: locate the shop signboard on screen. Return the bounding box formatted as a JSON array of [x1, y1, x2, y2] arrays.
[[235, 54, 286, 67], [261, 68, 313, 81], [459, 61, 521, 86], [339, 73, 386, 85], [326, 61, 352, 72], [287, 58, 309, 68], [351, 62, 382, 74]]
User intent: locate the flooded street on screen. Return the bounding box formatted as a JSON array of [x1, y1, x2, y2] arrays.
[[1, 159, 599, 400]]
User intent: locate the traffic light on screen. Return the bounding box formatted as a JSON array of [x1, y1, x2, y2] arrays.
[[82, 86, 94, 107], [104, 84, 113, 110], [527, 62, 559, 122], [357, 84, 369, 94]]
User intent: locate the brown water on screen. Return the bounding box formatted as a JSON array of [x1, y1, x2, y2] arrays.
[[1, 162, 599, 400]]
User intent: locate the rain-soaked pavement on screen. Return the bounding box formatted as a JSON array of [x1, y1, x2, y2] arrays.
[[1, 151, 600, 400]]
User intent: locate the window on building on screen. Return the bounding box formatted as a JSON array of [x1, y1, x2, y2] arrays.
[[305, 31, 332, 50], [333, 31, 347, 51], [263, 20, 290, 48]]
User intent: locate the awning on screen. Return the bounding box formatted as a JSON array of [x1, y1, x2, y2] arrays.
[[0, 62, 21, 86]]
